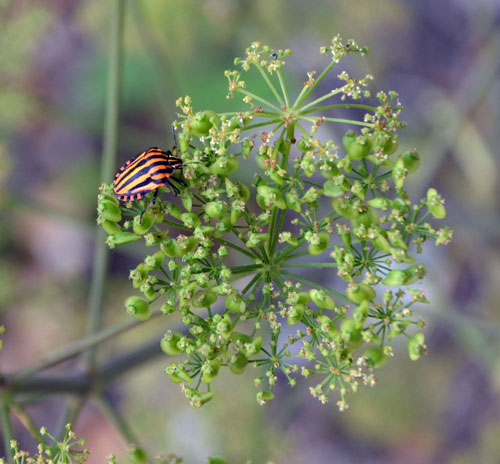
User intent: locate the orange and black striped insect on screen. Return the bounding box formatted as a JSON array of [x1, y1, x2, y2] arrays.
[[113, 147, 186, 202]]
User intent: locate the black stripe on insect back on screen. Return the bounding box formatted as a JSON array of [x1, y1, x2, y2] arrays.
[[115, 160, 174, 191], [118, 154, 171, 178]]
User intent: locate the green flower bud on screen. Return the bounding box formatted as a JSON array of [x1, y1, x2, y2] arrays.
[[318, 315, 337, 337], [287, 304, 306, 325], [401, 149, 420, 173], [190, 110, 219, 136], [99, 199, 122, 222], [363, 346, 388, 368], [225, 292, 246, 313], [201, 359, 221, 383], [408, 332, 426, 360], [427, 188, 446, 219], [309, 289, 335, 310], [340, 319, 363, 348], [101, 219, 122, 235], [383, 269, 408, 287], [205, 201, 228, 219], [160, 332, 184, 356], [192, 289, 218, 308], [181, 212, 201, 228], [229, 352, 248, 374], [124, 296, 151, 321], [346, 283, 376, 303], [353, 300, 369, 327], [209, 157, 239, 176], [133, 212, 154, 235], [308, 231, 330, 256]]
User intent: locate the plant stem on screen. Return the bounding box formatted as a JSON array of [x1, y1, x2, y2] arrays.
[[281, 270, 349, 302], [276, 69, 290, 107], [236, 89, 281, 112], [300, 115, 374, 128], [281, 262, 338, 268], [300, 103, 376, 114], [86, 0, 126, 367], [0, 393, 14, 463], [95, 395, 140, 446], [293, 59, 337, 109], [255, 62, 284, 107], [9, 309, 163, 383]]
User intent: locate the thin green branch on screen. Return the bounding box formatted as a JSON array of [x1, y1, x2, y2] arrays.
[[281, 270, 349, 302], [293, 59, 337, 109], [276, 69, 290, 107], [9, 309, 163, 383], [217, 237, 258, 260], [281, 262, 338, 268], [300, 103, 377, 115], [300, 115, 374, 128], [236, 89, 281, 112], [1, 393, 14, 463], [86, 0, 126, 367], [254, 62, 285, 107]]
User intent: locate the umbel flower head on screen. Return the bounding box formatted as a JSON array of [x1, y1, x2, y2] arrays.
[[97, 35, 452, 410]]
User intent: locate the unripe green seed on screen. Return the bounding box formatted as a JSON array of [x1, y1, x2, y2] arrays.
[[190, 110, 220, 136], [353, 300, 369, 327], [342, 130, 357, 152], [160, 332, 184, 356], [408, 332, 426, 360], [387, 229, 408, 249], [192, 289, 218, 308], [160, 238, 182, 257], [208, 455, 229, 464], [346, 283, 376, 303], [144, 250, 165, 271], [381, 132, 399, 155], [383, 269, 408, 287], [107, 232, 141, 247], [332, 198, 359, 219], [367, 197, 391, 211], [201, 359, 221, 383], [308, 232, 330, 256], [124, 296, 151, 321], [238, 183, 251, 202], [309, 289, 335, 309], [404, 263, 427, 284], [165, 363, 193, 384], [229, 352, 248, 374], [215, 314, 232, 340], [245, 233, 269, 248], [319, 315, 337, 337], [181, 212, 201, 228], [392, 157, 406, 190], [209, 157, 239, 176], [133, 212, 154, 235], [225, 292, 246, 313], [372, 232, 393, 253], [401, 149, 420, 173], [347, 135, 372, 160], [340, 319, 363, 348], [256, 390, 275, 404], [242, 336, 262, 357], [231, 332, 253, 345], [319, 162, 341, 180], [164, 202, 182, 220], [427, 188, 446, 219], [101, 219, 122, 235], [363, 346, 388, 368], [297, 138, 310, 152], [99, 199, 122, 222], [323, 180, 346, 197], [287, 304, 306, 326], [205, 201, 228, 219], [181, 191, 192, 212], [241, 138, 254, 157], [285, 191, 302, 213]]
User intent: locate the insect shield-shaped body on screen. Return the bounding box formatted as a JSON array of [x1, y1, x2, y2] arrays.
[[113, 147, 186, 202]]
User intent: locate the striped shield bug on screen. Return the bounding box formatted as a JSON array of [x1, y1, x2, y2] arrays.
[[113, 147, 186, 202]]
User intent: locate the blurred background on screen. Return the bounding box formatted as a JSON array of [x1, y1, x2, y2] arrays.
[[1, 0, 500, 463]]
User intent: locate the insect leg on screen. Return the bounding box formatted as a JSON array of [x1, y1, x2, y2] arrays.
[[170, 176, 186, 187], [166, 179, 180, 196]]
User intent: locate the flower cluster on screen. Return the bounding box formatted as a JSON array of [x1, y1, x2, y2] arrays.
[[97, 36, 452, 409]]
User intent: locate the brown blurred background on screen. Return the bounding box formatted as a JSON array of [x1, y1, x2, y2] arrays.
[[1, 0, 500, 463]]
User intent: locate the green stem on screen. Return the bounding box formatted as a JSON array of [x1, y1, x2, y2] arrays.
[[300, 103, 376, 114], [10, 309, 163, 383], [281, 270, 349, 302], [86, 0, 126, 367], [293, 59, 337, 109], [242, 273, 262, 294], [94, 395, 140, 446], [300, 115, 374, 128], [217, 238, 258, 260], [276, 69, 290, 107], [236, 89, 281, 112], [1, 393, 14, 463], [281, 262, 338, 268], [255, 62, 285, 107], [9, 402, 45, 444]]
